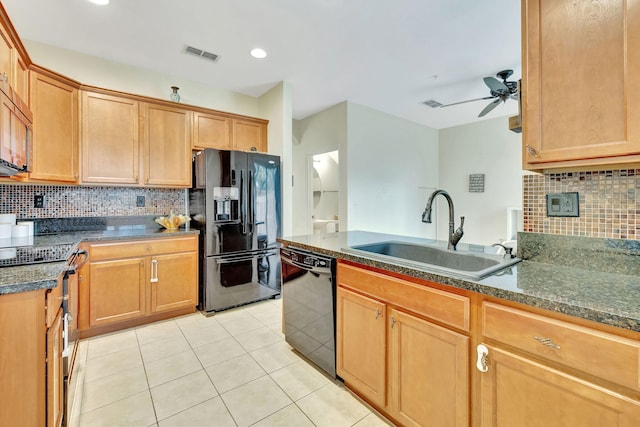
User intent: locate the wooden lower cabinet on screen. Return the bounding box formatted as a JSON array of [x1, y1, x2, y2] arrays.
[[336, 263, 470, 427], [0, 290, 46, 427], [480, 346, 640, 426], [150, 252, 198, 313], [78, 235, 198, 335], [46, 307, 64, 427], [89, 257, 147, 327], [389, 308, 469, 427], [336, 287, 387, 408], [0, 286, 66, 427]]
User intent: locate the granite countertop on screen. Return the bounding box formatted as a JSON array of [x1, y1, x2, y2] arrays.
[[278, 231, 640, 333], [0, 227, 198, 296]]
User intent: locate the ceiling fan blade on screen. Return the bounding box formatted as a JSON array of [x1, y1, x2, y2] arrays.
[[483, 76, 508, 93], [439, 95, 495, 108], [478, 98, 502, 117]]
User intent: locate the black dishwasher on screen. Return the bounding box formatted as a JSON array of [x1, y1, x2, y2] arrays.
[[280, 247, 337, 378]]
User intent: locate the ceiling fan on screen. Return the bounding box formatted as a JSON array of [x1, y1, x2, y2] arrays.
[[426, 69, 519, 117]]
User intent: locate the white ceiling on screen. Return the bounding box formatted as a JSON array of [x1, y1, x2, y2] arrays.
[[2, 0, 521, 129]]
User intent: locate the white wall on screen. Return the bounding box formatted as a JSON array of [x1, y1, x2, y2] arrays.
[[258, 82, 294, 237], [25, 40, 260, 117], [292, 103, 347, 236], [437, 116, 524, 246], [346, 102, 439, 238]]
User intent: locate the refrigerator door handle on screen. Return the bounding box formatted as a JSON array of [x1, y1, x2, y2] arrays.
[[214, 249, 278, 265], [248, 170, 254, 230], [240, 169, 247, 234]]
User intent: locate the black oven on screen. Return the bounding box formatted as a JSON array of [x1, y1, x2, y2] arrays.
[[61, 248, 88, 427]]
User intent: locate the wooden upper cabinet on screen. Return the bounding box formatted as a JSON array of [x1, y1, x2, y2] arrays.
[[0, 87, 30, 172], [232, 117, 267, 152], [0, 28, 14, 85], [81, 91, 139, 185], [141, 102, 192, 187], [193, 111, 231, 150], [522, 0, 640, 169], [14, 56, 28, 105], [29, 70, 78, 182]]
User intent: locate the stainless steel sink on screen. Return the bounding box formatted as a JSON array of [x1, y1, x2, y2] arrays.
[[344, 240, 520, 279]]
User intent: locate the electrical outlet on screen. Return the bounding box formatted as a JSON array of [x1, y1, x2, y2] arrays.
[[136, 195, 145, 207], [34, 194, 46, 208], [546, 192, 579, 217]]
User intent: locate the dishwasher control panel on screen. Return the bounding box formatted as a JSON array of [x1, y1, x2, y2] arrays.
[[281, 247, 334, 272]]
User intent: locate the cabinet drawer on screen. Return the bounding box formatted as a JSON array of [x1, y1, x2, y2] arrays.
[[87, 235, 198, 260], [337, 263, 470, 331], [482, 302, 640, 390]]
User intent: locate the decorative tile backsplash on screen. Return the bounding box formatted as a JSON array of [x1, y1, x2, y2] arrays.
[[523, 169, 639, 240], [0, 184, 186, 219]]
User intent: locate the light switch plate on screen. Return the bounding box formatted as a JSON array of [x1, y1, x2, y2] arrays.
[[546, 192, 579, 217]]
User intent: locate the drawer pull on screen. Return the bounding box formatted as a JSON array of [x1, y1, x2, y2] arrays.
[[476, 344, 489, 373], [150, 259, 159, 283], [534, 336, 560, 349]]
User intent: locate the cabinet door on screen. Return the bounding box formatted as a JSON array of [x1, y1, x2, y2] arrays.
[[14, 56, 28, 106], [46, 307, 64, 427], [149, 251, 198, 313], [29, 72, 78, 182], [193, 111, 231, 150], [81, 91, 139, 184], [232, 118, 267, 152], [388, 308, 469, 427], [336, 287, 387, 408], [0, 290, 46, 427], [480, 346, 640, 427], [0, 91, 29, 170], [141, 102, 191, 187], [89, 257, 146, 327], [523, 0, 640, 168], [0, 29, 14, 85]]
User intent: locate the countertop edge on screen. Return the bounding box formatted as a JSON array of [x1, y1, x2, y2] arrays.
[[0, 229, 199, 296], [278, 237, 640, 334]]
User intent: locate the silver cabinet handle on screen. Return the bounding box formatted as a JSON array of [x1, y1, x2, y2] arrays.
[[526, 144, 539, 158], [150, 259, 159, 283], [375, 308, 382, 319], [476, 344, 489, 373], [390, 315, 396, 328], [534, 336, 560, 349]]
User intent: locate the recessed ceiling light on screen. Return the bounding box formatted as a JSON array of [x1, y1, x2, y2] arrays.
[[88, 0, 109, 5], [250, 48, 267, 59]]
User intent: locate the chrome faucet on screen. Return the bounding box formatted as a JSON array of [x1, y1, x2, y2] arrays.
[[492, 243, 515, 259], [421, 189, 465, 250]]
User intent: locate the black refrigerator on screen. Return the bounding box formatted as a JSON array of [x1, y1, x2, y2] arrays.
[[189, 149, 282, 314]]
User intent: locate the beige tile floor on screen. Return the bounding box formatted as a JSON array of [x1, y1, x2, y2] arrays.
[[69, 298, 392, 427]]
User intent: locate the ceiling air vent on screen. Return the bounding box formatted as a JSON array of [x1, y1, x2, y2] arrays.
[[422, 99, 443, 108], [184, 45, 220, 62]]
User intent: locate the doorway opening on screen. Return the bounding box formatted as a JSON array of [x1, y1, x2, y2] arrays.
[[309, 151, 339, 234]]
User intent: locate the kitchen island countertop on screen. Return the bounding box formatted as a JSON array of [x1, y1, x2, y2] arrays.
[[278, 231, 640, 334], [0, 227, 198, 296]]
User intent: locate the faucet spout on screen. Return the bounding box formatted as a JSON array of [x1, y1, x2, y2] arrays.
[[421, 189, 464, 250]]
